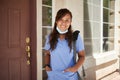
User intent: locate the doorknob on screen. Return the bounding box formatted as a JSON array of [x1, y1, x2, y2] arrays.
[[26, 46, 30, 52], [25, 37, 31, 65], [26, 37, 30, 44]]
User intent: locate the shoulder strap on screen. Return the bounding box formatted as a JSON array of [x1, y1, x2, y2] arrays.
[[72, 30, 80, 63], [72, 30, 86, 78], [73, 30, 80, 41]]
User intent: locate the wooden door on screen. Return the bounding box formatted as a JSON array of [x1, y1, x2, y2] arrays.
[[0, 0, 31, 80]]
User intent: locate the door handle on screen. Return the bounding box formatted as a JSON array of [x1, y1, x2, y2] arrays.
[[25, 37, 31, 65], [26, 37, 30, 44], [26, 46, 30, 52]]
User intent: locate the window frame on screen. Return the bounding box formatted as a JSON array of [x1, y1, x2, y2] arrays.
[[101, 0, 115, 53], [42, 0, 53, 80]]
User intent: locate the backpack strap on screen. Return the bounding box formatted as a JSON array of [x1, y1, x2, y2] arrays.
[[73, 30, 80, 41], [72, 30, 80, 63], [72, 30, 86, 79]]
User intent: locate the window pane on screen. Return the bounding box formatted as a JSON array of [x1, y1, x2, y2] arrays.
[[103, 24, 114, 37], [103, 0, 115, 52], [103, 0, 109, 8], [42, 27, 52, 47], [42, 6, 52, 26], [109, 10, 115, 23], [103, 0, 115, 10], [42, 0, 52, 6], [103, 38, 114, 52], [103, 8, 109, 22], [103, 9, 114, 23], [109, 0, 115, 10], [42, 0, 52, 79], [103, 24, 108, 37], [42, 28, 52, 80]]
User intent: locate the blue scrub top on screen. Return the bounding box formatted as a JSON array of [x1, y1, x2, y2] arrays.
[[44, 34, 84, 80]]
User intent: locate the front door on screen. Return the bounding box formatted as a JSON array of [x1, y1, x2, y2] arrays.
[[0, 0, 31, 80]]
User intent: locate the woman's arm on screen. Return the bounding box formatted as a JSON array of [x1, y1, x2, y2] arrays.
[[44, 50, 52, 71], [73, 50, 85, 71], [64, 50, 85, 72]]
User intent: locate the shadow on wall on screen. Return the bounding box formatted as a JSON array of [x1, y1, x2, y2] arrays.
[[83, 0, 96, 79], [84, 0, 93, 57]]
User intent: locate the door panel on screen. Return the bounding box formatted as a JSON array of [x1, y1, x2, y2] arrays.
[[0, 0, 31, 80]]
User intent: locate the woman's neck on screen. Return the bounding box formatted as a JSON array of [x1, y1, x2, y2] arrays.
[[59, 34, 65, 40]]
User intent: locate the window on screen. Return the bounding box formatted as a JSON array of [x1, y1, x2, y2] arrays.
[[102, 0, 115, 52], [42, 0, 52, 47], [84, 0, 115, 55], [42, 0, 52, 80]]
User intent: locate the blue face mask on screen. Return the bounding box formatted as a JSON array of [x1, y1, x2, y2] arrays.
[[56, 27, 68, 34]]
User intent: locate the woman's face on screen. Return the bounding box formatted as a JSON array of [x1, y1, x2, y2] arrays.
[[56, 14, 72, 32]]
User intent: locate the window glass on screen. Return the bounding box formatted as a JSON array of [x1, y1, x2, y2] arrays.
[[103, 24, 114, 37], [103, 9, 114, 23], [103, 0, 115, 10], [42, 6, 52, 26], [42, 0, 52, 6], [42, 0, 52, 79], [103, 0, 115, 52], [103, 38, 114, 52], [42, 27, 52, 47], [84, 0, 115, 54]]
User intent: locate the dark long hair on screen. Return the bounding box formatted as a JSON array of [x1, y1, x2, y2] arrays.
[[49, 8, 73, 51]]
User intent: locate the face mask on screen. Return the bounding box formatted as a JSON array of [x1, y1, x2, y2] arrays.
[[56, 27, 68, 34]]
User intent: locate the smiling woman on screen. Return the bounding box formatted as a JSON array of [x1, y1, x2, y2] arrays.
[[43, 8, 85, 80], [56, 14, 72, 33]]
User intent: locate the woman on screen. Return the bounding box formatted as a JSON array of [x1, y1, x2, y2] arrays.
[[44, 8, 85, 80]]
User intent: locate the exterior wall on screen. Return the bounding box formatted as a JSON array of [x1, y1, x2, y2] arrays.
[[52, 0, 65, 26], [115, 0, 120, 71], [117, 0, 120, 78], [65, 0, 84, 37]]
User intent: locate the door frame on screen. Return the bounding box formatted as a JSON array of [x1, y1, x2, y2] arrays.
[[30, 0, 43, 80], [36, 0, 42, 80], [30, 0, 37, 80]]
